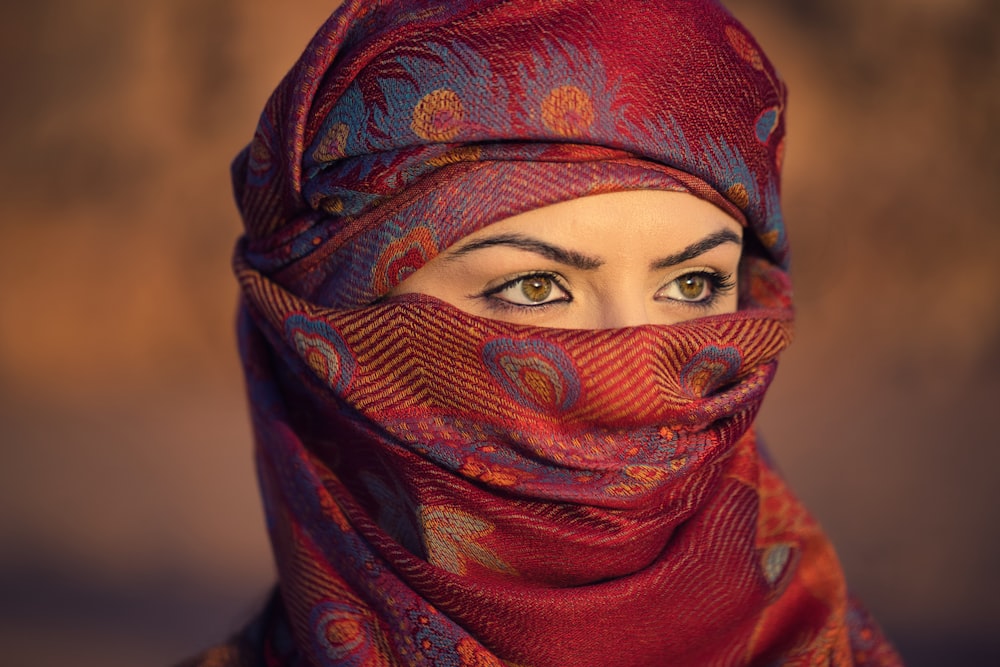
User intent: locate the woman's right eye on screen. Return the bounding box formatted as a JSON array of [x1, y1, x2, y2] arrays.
[[485, 273, 571, 307]]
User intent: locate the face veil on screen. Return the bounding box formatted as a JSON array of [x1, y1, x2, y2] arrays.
[[207, 1, 906, 665]]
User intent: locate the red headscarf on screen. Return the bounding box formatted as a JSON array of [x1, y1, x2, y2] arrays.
[[190, 1, 904, 665]]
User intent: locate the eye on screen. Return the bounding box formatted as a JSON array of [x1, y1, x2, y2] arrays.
[[486, 272, 571, 307], [658, 271, 735, 304]]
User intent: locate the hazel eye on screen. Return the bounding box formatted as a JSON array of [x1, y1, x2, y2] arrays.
[[490, 273, 570, 306], [659, 272, 729, 303]]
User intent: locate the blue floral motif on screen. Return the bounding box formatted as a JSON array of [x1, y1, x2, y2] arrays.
[[373, 40, 512, 146], [758, 178, 787, 255], [515, 40, 626, 138], [632, 113, 788, 264], [310, 83, 372, 164], [637, 115, 761, 209]]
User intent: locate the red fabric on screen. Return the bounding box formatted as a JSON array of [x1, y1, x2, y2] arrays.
[[217, 0, 905, 665]]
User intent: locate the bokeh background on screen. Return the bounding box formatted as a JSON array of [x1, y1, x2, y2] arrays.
[[1, 1, 998, 665]]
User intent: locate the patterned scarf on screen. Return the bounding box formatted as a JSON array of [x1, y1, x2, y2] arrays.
[[193, 1, 904, 665]]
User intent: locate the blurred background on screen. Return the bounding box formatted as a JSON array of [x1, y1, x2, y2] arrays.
[[0, 0, 997, 665]]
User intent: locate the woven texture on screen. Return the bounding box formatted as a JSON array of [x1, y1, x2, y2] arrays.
[[202, 0, 906, 665]]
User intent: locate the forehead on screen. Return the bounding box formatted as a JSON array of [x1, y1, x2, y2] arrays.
[[449, 190, 743, 247]]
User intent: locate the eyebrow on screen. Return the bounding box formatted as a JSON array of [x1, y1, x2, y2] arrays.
[[443, 228, 742, 271], [445, 233, 604, 270], [649, 229, 742, 269]]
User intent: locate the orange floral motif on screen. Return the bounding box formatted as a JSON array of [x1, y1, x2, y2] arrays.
[[484, 337, 581, 412], [523, 367, 558, 404], [605, 464, 674, 496], [540, 85, 594, 136], [412, 88, 465, 141], [305, 346, 338, 382], [726, 182, 750, 209], [313, 122, 351, 161], [323, 614, 364, 653], [624, 464, 670, 484], [760, 229, 781, 249], [605, 482, 642, 497], [724, 24, 764, 70], [291, 332, 346, 391], [320, 196, 344, 214], [426, 145, 483, 168], [311, 600, 395, 665], [458, 459, 519, 486], [680, 344, 741, 397]]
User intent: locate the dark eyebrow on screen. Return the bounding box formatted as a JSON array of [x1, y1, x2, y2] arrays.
[[445, 233, 604, 270], [649, 229, 742, 270]]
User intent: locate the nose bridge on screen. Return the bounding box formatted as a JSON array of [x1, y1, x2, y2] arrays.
[[597, 291, 651, 329]]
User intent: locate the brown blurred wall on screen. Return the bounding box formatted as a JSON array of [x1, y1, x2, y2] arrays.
[[1, 1, 997, 665]]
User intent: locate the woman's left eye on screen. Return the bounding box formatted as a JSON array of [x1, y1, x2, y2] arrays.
[[487, 273, 571, 307], [658, 271, 734, 304]]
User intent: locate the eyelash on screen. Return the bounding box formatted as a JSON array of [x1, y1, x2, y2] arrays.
[[477, 270, 736, 312]]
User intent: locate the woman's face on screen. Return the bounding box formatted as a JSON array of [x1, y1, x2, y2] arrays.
[[388, 190, 743, 329]]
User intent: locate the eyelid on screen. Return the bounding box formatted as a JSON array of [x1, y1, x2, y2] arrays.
[[480, 270, 568, 296], [477, 270, 573, 309], [658, 265, 734, 285]]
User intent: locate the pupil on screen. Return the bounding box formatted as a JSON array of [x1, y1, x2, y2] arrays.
[[521, 277, 552, 302]]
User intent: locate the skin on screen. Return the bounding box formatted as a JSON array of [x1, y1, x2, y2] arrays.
[[388, 189, 743, 329]]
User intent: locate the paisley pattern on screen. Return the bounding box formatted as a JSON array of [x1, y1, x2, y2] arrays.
[[681, 344, 743, 397], [482, 337, 581, 412], [371, 226, 439, 295], [182, 0, 907, 665], [310, 602, 376, 663], [284, 314, 355, 394]]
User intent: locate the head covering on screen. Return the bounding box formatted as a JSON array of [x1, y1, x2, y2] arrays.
[[205, 1, 903, 665]]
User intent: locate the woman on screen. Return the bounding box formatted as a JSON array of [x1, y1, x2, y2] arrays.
[[189, 0, 903, 664]]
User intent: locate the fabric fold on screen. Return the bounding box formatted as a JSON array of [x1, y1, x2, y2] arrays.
[[191, 0, 907, 664]]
